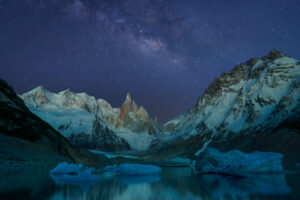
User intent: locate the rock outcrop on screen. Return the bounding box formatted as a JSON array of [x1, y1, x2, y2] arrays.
[[0, 79, 110, 168]]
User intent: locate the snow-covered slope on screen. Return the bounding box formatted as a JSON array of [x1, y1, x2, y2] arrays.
[[20, 88, 161, 151], [151, 50, 300, 164], [166, 50, 299, 134]]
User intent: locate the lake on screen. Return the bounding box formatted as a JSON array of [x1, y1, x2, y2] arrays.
[[0, 166, 299, 200]]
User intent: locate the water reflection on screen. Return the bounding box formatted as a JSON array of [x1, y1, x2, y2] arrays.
[[115, 174, 161, 185], [50, 174, 99, 190], [196, 174, 291, 199], [0, 167, 297, 200]]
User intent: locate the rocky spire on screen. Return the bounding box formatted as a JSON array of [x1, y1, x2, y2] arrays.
[[119, 92, 150, 122], [125, 92, 131, 103], [138, 106, 149, 120], [120, 92, 132, 121]]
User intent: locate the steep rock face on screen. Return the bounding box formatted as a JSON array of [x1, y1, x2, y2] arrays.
[[0, 79, 110, 168], [21, 89, 160, 151], [116, 93, 158, 134], [152, 50, 300, 165]]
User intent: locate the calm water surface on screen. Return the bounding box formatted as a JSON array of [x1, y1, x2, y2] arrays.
[[0, 167, 299, 200]]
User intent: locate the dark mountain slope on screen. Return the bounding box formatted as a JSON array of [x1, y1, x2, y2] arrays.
[[0, 79, 110, 168]]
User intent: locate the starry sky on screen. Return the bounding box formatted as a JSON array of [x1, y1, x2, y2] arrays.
[[0, 0, 300, 122]]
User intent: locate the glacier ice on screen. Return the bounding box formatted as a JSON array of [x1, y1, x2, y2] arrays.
[[49, 168, 98, 190], [50, 162, 84, 174], [195, 148, 284, 176], [50, 167, 98, 182], [49, 162, 98, 189]]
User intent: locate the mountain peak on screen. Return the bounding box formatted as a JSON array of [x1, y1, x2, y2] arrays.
[[63, 88, 71, 93], [29, 85, 50, 95], [33, 85, 45, 91], [125, 92, 131, 103], [60, 88, 73, 96], [263, 49, 286, 60]]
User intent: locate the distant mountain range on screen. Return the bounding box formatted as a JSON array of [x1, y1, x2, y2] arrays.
[[2, 49, 299, 167], [20, 88, 161, 151]]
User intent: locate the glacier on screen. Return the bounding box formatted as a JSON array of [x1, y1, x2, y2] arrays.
[[195, 148, 284, 176]]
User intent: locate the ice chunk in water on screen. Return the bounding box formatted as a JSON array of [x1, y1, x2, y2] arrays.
[[196, 148, 284, 176], [50, 162, 83, 174]]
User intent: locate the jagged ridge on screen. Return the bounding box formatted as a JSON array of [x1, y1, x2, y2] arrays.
[[20, 88, 161, 151]]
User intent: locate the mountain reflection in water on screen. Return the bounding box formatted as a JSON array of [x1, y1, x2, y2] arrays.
[[0, 167, 299, 200]]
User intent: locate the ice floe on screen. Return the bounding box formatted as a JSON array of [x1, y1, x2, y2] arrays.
[[49, 162, 98, 189], [50, 162, 84, 174], [195, 148, 284, 176]]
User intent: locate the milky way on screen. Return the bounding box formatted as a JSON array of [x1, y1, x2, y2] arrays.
[[0, 0, 299, 122]]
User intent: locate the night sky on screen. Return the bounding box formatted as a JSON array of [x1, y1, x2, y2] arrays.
[[0, 0, 300, 122]]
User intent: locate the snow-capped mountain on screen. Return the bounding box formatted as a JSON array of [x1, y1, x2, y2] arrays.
[[20, 88, 161, 151], [152, 50, 300, 163], [0, 79, 110, 167]]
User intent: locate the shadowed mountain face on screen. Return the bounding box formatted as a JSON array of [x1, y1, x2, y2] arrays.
[[149, 50, 300, 167], [0, 79, 110, 168]]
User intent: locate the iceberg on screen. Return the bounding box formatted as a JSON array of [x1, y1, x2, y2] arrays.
[[97, 165, 118, 172], [50, 162, 83, 174], [49, 162, 99, 189], [195, 148, 284, 176], [50, 167, 98, 182], [50, 167, 98, 190]]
